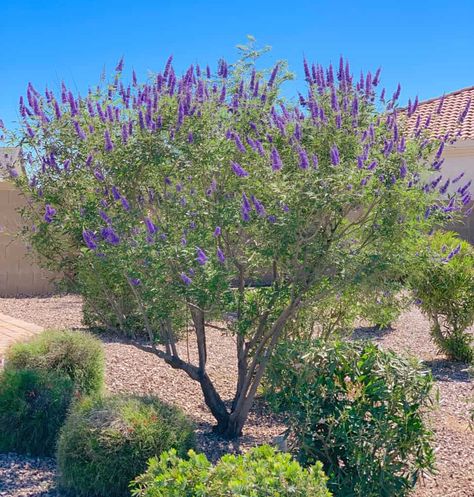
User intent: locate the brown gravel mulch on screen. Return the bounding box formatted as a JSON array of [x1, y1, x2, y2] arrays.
[[0, 295, 473, 497]]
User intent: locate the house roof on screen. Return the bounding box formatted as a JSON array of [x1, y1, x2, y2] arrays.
[[400, 86, 474, 141]]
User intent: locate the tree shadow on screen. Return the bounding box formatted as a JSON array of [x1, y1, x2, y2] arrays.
[[350, 324, 395, 342], [422, 358, 472, 383]]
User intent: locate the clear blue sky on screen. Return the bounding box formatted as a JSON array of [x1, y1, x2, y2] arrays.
[[1, 0, 474, 129]]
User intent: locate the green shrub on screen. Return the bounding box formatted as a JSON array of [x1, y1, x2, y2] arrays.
[[6, 329, 105, 394], [0, 368, 74, 456], [57, 395, 195, 497], [410, 231, 474, 363], [132, 444, 331, 497], [265, 340, 435, 497]]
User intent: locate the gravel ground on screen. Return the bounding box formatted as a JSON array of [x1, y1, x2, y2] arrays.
[[0, 295, 473, 497]]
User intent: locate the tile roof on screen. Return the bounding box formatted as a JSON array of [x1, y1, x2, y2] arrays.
[[400, 86, 474, 141]]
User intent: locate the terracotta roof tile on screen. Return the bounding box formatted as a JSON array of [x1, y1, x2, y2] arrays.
[[400, 86, 474, 141]]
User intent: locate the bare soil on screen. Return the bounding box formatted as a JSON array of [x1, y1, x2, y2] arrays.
[[0, 295, 472, 497]]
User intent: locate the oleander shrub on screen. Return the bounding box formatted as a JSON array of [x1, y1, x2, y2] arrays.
[[57, 395, 195, 497], [265, 339, 435, 497], [409, 231, 474, 363], [6, 329, 105, 394], [131, 444, 331, 497], [0, 368, 74, 456]]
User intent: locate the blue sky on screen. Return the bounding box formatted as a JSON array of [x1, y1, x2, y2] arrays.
[[1, 0, 474, 128]]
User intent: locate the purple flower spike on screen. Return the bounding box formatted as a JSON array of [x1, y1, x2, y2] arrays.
[[270, 147, 283, 171], [144, 217, 157, 235], [180, 272, 192, 286], [231, 161, 249, 177], [44, 204, 56, 223], [82, 229, 97, 250], [217, 247, 226, 263], [115, 57, 124, 72], [298, 148, 309, 169], [330, 145, 340, 166], [120, 196, 131, 211], [251, 195, 266, 217], [268, 64, 279, 87], [104, 130, 114, 152], [129, 278, 141, 286], [459, 98, 471, 123], [452, 172, 464, 184], [311, 154, 319, 169], [233, 133, 246, 153], [213, 226, 221, 237], [101, 226, 120, 245], [196, 247, 208, 265], [400, 160, 408, 179], [435, 142, 445, 159], [99, 210, 111, 224], [112, 186, 121, 200], [94, 169, 105, 182]]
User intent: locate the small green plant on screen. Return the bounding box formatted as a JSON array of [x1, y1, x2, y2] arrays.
[[410, 231, 474, 363], [132, 444, 331, 497], [57, 395, 195, 497], [265, 340, 435, 497], [6, 329, 105, 394], [0, 368, 74, 456]]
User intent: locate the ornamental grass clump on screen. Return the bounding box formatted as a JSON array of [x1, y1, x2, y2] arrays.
[[57, 395, 195, 497], [0, 368, 74, 456], [11, 38, 469, 438], [265, 340, 435, 497], [6, 329, 105, 395]]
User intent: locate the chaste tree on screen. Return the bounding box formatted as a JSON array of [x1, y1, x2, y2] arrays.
[[9, 40, 470, 438]]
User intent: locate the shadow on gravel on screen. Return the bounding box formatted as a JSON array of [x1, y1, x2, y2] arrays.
[[422, 359, 472, 383], [350, 324, 395, 342]]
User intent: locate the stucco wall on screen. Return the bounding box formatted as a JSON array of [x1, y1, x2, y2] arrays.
[[0, 180, 56, 296], [442, 139, 474, 242]]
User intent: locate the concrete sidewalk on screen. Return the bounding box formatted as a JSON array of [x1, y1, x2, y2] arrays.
[[0, 312, 43, 360]]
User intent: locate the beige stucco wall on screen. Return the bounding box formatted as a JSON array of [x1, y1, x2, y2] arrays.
[[0, 180, 56, 296], [442, 139, 474, 242]]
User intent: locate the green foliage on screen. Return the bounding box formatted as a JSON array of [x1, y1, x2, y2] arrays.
[[265, 340, 435, 497], [409, 231, 474, 363], [57, 395, 195, 497], [6, 329, 105, 395], [0, 368, 74, 456], [131, 445, 331, 497]]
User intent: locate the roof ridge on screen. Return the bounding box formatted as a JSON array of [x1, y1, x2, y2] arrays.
[[415, 85, 474, 107]]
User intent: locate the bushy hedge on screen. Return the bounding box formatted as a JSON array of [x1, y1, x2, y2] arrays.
[[132, 445, 331, 497], [409, 231, 474, 363], [0, 368, 74, 456], [265, 339, 435, 497], [57, 395, 195, 497], [6, 329, 105, 394]]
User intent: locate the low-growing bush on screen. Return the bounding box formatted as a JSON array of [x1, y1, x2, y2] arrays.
[[409, 231, 474, 363], [57, 395, 195, 497], [6, 329, 105, 394], [131, 444, 331, 497], [265, 339, 435, 497], [0, 368, 74, 456]]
